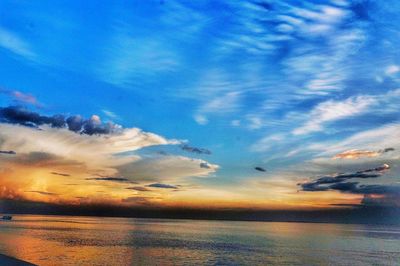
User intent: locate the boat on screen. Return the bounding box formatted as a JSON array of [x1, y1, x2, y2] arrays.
[[1, 215, 12, 221]]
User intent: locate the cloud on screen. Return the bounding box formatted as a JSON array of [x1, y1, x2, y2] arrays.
[[0, 88, 40, 106], [96, 25, 180, 87], [247, 115, 263, 130], [231, 120, 241, 126], [117, 155, 219, 183], [25, 190, 59, 196], [0, 26, 36, 60], [293, 95, 376, 135], [198, 91, 241, 115], [361, 194, 400, 207], [147, 183, 178, 189], [121, 196, 158, 205], [85, 177, 132, 183], [333, 149, 380, 159], [293, 89, 400, 136], [250, 134, 284, 152], [303, 180, 400, 207], [0, 113, 173, 171], [333, 148, 396, 159], [0, 106, 66, 128], [299, 164, 391, 194], [0, 106, 219, 206], [254, 167, 267, 172], [125, 186, 151, 192], [308, 124, 400, 159], [181, 144, 211, 155], [102, 110, 119, 120], [385, 65, 400, 75], [200, 162, 212, 169], [2, 151, 82, 167], [0, 106, 123, 135], [194, 114, 208, 125], [11, 91, 39, 106], [0, 150, 16, 155], [50, 172, 71, 177]]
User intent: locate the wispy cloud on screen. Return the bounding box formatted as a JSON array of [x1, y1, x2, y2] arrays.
[[333, 148, 395, 159], [293, 95, 376, 135], [102, 110, 119, 120], [0, 88, 41, 106], [146, 183, 178, 189], [0, 26, 36, 60], [25, 190, 59, 196]]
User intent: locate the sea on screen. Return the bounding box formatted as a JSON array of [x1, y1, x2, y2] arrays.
[[0, 215, 399, 265]]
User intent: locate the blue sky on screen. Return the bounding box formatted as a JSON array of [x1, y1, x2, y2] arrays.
[[0, 0, 399, 209]]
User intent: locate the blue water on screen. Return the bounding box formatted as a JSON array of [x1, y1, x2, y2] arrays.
[[0, 215, 399, 265]]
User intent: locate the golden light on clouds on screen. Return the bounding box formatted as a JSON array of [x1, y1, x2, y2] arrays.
[[332, 149, 380, 159]]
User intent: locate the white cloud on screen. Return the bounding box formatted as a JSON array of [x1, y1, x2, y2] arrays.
[[0, 26, 36, 60], [317, 123, 400, 157], [194, 114, 208, 125], [231, 120, 241, 126], [0, 123, 218, 184], [97, 31, 179, 87], [199, 91, 241, 114], [118, 156, 219, 183], [293, 89, 400, 135], [247, 115, 263, 130], [251, 134, 285, 152], [102, 110, 119, 120], [0, 124, 173, 171], [385, 65, 400, 75], [293, 95, 376, 135]]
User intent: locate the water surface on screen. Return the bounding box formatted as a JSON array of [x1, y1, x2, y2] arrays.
[[0, 215, 399, 265]]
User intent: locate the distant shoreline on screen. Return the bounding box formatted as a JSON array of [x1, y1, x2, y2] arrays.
[[4, 212, 400, 226], [0, 254, 36, 265]]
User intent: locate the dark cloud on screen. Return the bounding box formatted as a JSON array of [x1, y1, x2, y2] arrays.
[[0, 106, 121, 135], [299, 164, 390, 192], [85, 177, 131, 182], [355, 184, 400, 195], [81, 115, 120, 135], [51, 172, 70, 177], [0, 150, 16, 155], [255, 167, 267, 172], [121, 196, 154, 205], [25, 190, 59, 196], [329, 182, 359, 192], [200, 162, 211, 169], [126, 186, 151, 192], [0, 106, 65, 128], [66, 115, 84, 132], [181, 144, 211, 155], [299, 164, 400, 207], [382, 147, 395, 153], [358, 163, 390, 173], [147, 183, 178, 189], [361, 194, 400, 207]]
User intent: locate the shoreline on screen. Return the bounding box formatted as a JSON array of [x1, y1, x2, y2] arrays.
[[5, 213, 400, 226], [0, 254, 36, 266]]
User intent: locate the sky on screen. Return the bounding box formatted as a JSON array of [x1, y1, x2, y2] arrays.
[[0, 0, 399, 220]]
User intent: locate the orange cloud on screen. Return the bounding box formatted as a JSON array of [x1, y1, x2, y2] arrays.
[[332, 149, 380, 159]]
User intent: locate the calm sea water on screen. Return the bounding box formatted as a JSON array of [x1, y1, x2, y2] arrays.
[[0, 215, 399, 265]]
